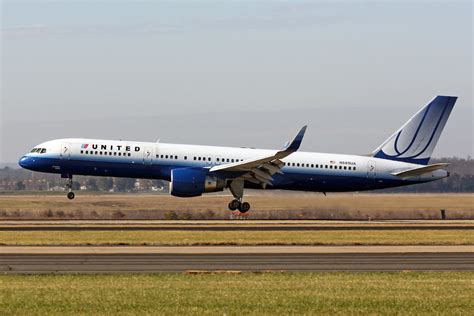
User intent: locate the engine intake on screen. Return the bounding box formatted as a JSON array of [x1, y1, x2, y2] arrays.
[[170, 168, 225, 197]]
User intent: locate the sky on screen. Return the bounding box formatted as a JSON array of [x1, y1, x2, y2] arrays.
[[1, 0, 472, 164]]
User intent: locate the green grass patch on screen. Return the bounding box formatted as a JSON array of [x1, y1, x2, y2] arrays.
[[1, 272, 472, 315], [0, 229, 472, 246]]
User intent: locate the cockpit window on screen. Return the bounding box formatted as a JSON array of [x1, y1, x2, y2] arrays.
[[31, 148, 46, 153]]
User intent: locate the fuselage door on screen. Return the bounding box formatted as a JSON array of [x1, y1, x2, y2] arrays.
[[367, 159, 376, 179], [144, 147, 153, 165], [60, 143, 71, 160]]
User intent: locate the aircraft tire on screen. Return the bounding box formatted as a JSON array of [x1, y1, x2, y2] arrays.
[[239, 202, 250, 213], [228, 199, 240, 211], [67, 192, 75, 200]]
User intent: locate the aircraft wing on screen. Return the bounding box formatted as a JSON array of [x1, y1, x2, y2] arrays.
[[209, 126, 307, 187]]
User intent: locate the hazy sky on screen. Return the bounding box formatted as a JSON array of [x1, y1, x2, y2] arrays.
[[1, 1, 472, 164]]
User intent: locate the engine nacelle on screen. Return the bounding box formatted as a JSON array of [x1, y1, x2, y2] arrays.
[[170, 168, 225, 197]]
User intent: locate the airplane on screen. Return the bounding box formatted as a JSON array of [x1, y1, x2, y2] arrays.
[[19, 95, 457, 213]]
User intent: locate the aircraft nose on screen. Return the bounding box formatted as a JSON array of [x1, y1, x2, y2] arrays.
[[18, 156, 32, 169]]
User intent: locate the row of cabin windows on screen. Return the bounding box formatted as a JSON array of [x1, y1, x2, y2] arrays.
[[79, 149, 355, 171], [155, 154, 244, 163], [157, 154, 180, 160], [80, 150, 131, 157], [30, 148, 47, 154], [110, 151, 356, 171], [283, 162, 356, 171]]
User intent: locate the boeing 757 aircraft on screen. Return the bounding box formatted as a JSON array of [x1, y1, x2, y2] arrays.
[[19, 96, 456, 213]]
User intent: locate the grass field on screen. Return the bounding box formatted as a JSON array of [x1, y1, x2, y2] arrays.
[[1, 273, 472, 315], [1, 229, 472, 246], [0, 193, 473, 220]]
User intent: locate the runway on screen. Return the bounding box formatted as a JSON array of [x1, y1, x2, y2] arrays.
[[1, 220, 472, 231], [1, 246, 473, 273]]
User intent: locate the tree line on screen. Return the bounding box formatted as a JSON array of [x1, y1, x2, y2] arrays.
[[1, 157, 473, 193]]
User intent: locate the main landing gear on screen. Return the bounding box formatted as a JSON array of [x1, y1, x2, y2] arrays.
[[64, 174, 75, 200], [227, 179, 251, 213], [228, 199, 251, 213]]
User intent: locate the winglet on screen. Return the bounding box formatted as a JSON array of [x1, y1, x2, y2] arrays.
[[282, 125, 307, 152]]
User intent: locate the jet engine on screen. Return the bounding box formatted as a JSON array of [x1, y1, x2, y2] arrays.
[[170, 167, 225, 197]]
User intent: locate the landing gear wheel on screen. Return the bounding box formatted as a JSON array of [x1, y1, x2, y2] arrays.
[[238, 202, 251, 213], [67, 192, 75, 200], [228, 199, 240, 211]]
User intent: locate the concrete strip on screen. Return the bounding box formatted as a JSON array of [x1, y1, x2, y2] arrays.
[[1, 245, 473, 254], [1, 253, 473, 273], [2, 220, 474, 225]]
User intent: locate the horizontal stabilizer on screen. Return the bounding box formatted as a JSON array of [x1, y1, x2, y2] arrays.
[[391, 163, 449, 178]]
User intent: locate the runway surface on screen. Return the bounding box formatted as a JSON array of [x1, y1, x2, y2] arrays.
[[1, 246, 473, 273], [1, 220, 472, 231]]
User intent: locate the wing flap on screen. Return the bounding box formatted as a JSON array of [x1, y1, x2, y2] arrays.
[[209, 126, 307, 187], [209, 126, 307, 173]]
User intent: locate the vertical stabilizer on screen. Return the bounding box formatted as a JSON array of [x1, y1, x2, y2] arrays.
[[372, 96, 457, 165]]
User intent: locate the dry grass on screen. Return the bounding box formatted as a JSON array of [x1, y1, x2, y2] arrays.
[[0, 192, 472, 220], [1, 229, 472, 246], [1, 273, 472, 315]]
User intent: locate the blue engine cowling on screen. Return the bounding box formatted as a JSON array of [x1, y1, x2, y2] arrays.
[[170, 168, 225, 197]]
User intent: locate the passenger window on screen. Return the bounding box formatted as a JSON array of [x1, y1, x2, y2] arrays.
[[128, 153, 131, 157], [114, 152, 117, 156], [184, 156, 187, 160], [353, 167, 356, 171], [118, 153, 122, 156], [95, 151, 98, 155], [81, 150, 84, 154], [325, 165, 328, 168], [339, 166, 342, 170], [217, 158, 220, 162], [165, 155, 168, 159], [99, 152, 102, 155], [292, 163, 295, 167], [297, 163, 300, 167], [344, 166, 347, 170], [175, 155, 178, 159], [198, 157, 201, 161], [109, 152, 112, 156]]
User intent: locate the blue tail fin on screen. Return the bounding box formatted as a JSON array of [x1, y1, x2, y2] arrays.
[[372, 96, 457, 165]]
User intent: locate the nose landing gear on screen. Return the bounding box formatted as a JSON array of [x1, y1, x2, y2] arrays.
[[64, 174, 75, 200]]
